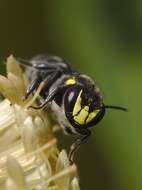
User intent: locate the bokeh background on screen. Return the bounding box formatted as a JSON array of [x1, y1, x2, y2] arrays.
[[0, 1, 142, 189]]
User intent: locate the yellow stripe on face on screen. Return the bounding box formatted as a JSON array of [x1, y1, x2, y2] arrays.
[[86, 110, 100, 124], [65, 79, 76, 85], [73, 89, 82, 116], [74, 106, 89, 125], [72, 89, 100, 125]]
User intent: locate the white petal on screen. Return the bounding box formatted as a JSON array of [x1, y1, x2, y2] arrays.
[[7, 73, 25, 103], [0, 75, 18, 103], [6, 156, 26, 190], [6, 55, 23, 80], [22, 117, 36, 153], [70, 177, 80, 190]]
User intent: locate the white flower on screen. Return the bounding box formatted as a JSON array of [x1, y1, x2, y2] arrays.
[[0, 55, 80, 190]]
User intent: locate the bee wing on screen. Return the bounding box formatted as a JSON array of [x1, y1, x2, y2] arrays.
[[16, 57, 34, 67], [16, 57, 56, 71], [16, 54, 73, 72]]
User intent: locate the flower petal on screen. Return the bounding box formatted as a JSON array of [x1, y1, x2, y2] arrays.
[[6, 156, 26, 190], [54, 150, 70, 190], [0, 75, 18, 103], [6, 55, 23, 80], [7, 73, 25, 103], [70, 177, 80, 190]]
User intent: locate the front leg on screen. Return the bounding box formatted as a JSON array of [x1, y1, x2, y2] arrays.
[[26, 69, 62, 109], [23, 70, 55, 100], [23, 76, 42, 100], [29, 83, 66, 109], [68, 129, 91, 165]]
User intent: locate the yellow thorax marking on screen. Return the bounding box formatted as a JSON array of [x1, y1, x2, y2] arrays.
[[65, 78, 76, 85]]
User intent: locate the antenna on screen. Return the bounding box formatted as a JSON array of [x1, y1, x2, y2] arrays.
[[103, 105, 128, 112]]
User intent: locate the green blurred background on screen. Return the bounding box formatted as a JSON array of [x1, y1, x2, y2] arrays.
[[0, 1, 142, 189]]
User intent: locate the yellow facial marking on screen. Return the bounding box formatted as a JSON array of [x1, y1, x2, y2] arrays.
[[65, 79, 76, 85], [73, 90, 82, 116], [86, 110, 100, 124], [74, 106, 89, 125], [72, 89, 100, 125]]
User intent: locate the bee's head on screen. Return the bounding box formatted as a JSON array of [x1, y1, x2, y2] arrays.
[[64, 84, 127, 129], [64, 85, 105, 128]]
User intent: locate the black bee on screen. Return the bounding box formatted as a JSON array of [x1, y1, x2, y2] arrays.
[[17, 54, 127, 164]]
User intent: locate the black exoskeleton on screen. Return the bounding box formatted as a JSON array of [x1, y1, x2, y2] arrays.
[[17, 54, 127, 164]]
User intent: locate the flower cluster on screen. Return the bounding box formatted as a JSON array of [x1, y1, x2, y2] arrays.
[[0, 55, 80, 190]]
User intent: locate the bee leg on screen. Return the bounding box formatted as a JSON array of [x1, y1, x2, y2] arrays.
[[26, 69, 62, 108], [43, 69, 62, 88], [68, 129, 91, 165], [23, 77, 42, 100], [28, 92, 54, 109], [29, 83, 66, 109], [24, 68, 57, 100]]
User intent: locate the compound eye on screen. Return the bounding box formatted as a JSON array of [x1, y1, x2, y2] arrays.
[[64, 85, 83, 116]]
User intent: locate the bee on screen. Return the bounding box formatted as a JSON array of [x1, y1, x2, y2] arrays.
[[17, 54, 127, 164]]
